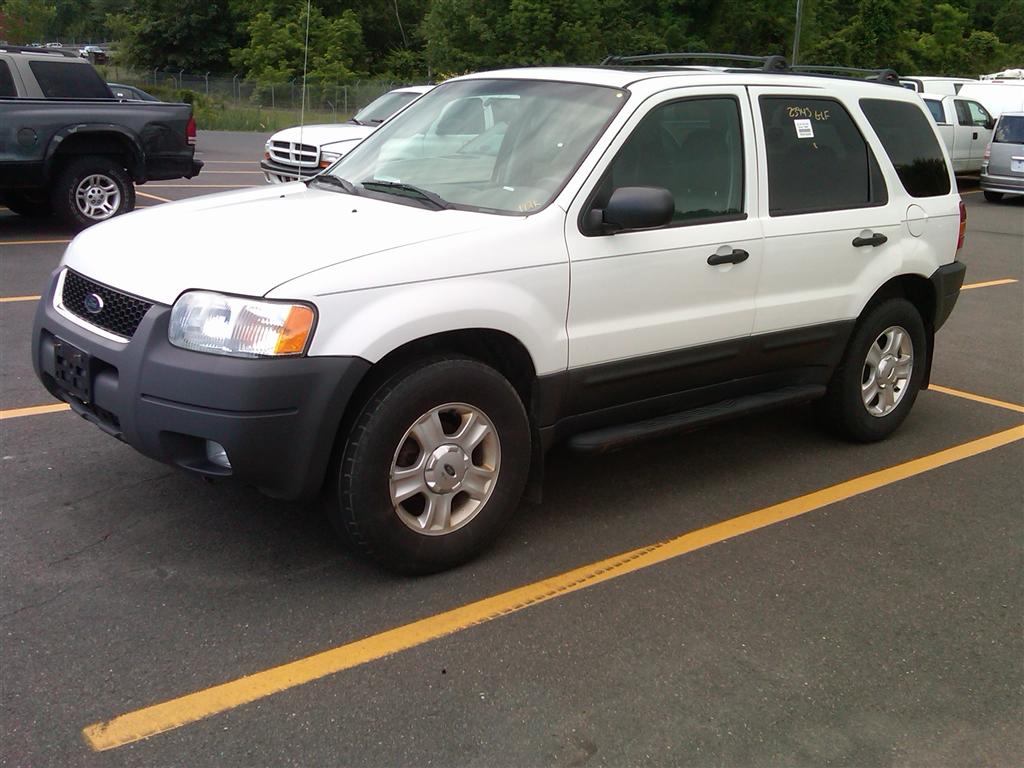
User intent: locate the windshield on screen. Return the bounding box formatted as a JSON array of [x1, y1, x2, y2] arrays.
[[994, 115, 1024, 143], [328, 79, 627, 215], [353, 91, 421, 124]]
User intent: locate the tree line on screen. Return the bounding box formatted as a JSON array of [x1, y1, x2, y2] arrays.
[[2, 0, 1021, 83]]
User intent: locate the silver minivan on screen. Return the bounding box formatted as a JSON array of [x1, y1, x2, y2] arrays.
[[981, 112, 1024, 201]]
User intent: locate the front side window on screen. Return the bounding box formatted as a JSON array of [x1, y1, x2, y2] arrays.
[[860, 98, 951, 198], [994, 115, 1024, 144], [760, 96, 887, 216], [328, 79, 627, 215], [588, 96, 744, 227], [966, 101, 991, 127]]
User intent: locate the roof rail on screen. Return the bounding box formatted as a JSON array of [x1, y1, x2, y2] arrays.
[[0, 45, 79, 58], [790, 64, 901, 86], [602, 52, 789, 73]]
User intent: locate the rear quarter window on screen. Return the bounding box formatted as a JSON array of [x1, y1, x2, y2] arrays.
[[0, 60, 16, 97], [924, 99, 945, 123], [29, 60, 111, 99], [859, 98, 951, 198]]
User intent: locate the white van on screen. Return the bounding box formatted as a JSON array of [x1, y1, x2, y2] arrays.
[[899, 76, 976, 95], [957, 81, 1024, 117]]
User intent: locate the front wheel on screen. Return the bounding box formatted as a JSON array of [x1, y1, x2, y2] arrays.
[[328, 357, 531, 574], [51, 157, 135, 229], [983, 190, 1003, 203], [817, 298, 927, 443]]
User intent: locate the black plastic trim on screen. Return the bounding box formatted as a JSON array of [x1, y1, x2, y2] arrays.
[[929, 261, 966, 332]]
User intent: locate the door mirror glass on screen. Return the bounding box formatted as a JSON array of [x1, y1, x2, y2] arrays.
[[588, 186, 674, 234]]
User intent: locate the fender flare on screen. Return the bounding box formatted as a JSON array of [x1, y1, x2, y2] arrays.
[[43, 124, 146, 182]]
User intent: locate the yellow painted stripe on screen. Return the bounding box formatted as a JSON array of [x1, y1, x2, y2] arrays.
[[930, 384, 1024, 414], [0, 295, 41, 303], [960, 278, 1018, 291], [135, 190, 172, 203], [82, 423, 1024, 752], [144, 184, 255, 189], [0, 239, 71, 246], [0, 403, 70, 420]]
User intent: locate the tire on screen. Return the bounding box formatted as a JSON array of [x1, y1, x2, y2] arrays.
[[328, 356, 531, 574], [4, 192, 52, 218], [983, 190, 1003, 203], [817, 298, 927, 443], [50, 156, 135, 229]]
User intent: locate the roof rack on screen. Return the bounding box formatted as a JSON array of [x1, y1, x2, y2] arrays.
[[602, 52, 789, 72], [0, 45, 79, 58], [789, 64, 900, 85]]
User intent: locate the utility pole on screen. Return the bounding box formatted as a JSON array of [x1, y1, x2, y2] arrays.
[[792, 0, 804, 65]]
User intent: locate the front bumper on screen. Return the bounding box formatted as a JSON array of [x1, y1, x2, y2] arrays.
[[32, 269, 369, 499], [260, 159, 320, 184]]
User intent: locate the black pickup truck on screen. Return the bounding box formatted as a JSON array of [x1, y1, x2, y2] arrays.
[[0, 47, 202, 228]]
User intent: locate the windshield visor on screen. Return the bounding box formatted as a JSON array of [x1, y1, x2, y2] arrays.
[[328, 79, 628, 214]]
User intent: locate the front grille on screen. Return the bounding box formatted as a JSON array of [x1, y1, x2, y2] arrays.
[[269, 140, 320, 168], [61, 270, 153, 339]]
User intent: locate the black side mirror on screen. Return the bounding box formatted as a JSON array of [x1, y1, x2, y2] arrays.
[[985, 117, 996, 130], [586, 186, 674, 234]]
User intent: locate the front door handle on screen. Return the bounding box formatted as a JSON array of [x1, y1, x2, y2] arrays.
[[972, 131, 979, 140], [707, 248, 749, 266], [852, 233, 888, 248]]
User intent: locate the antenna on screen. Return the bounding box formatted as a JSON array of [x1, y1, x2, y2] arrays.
[[297, 0, 312, 164]]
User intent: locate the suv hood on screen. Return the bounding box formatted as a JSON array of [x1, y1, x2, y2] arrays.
[[270, 123, 375, 147], [62, 183, 491, 305]]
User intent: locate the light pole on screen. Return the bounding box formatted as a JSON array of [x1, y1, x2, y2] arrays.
[[792, 0, 805, 65]]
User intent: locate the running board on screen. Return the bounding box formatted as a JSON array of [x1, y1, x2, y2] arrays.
[[566, 385, 826, 454]]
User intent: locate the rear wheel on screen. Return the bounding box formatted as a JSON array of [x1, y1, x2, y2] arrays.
[[51, 156, 135, 229], [817, 298, 927, 442], [328, 356, 531, 574], [983, 190, 1003, 203]]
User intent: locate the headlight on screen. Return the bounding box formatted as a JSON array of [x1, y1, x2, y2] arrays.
[[168, 291, 315, 358], [319, 150, 343, 169]]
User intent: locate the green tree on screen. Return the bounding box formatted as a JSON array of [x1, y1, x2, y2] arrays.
[[111, 0, 237, 70], [1, 0, 56, 43]]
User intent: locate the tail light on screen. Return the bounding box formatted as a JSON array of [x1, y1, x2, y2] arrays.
[[957, 199, 967, 251], [186, 116, 197, 146]]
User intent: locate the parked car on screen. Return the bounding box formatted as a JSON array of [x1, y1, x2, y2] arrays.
[[899, 76, 976, 95], [980, 112, 1024, 201], [108, 82, 158, 102], [920, 94, 994, 173], [33, 58, 966, 574], [79, 45, 108, 64], [45, 42, 63, 49], [0, 47, 201, 227], [261, 85, 433, 183]]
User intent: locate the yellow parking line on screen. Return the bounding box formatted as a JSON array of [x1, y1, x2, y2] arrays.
[[930, 385, 1024, 414], [960, 278, 1018, 291], [82, 423, 1024, 752], [0, 403, 70, 420], [136, 190, 172, 203], [0, 295, 41, 303], [0, 239, 71, 246]]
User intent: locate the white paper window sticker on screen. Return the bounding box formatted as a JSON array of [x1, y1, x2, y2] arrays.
[[794, 119, 814, 139]]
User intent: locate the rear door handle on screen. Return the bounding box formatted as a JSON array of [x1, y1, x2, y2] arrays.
[[852, 233, 888, 248], [707, 248, 749, 266]]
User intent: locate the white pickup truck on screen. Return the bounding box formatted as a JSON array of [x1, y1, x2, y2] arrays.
[[921, 94, 995, 173]]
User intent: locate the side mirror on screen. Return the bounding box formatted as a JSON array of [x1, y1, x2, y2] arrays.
[[985, 117, 996, 130], [586, 186, 674, 234]]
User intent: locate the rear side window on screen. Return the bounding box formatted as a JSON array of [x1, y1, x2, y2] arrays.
[[760, 96, 886, 216], [0, 61, 15, 97], [29, 61, 111, 99], [994, 116, 1024, 144], [924, 99, 945, 123], [860, 99, 951, 198]]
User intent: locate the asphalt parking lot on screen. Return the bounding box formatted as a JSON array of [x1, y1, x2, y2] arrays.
[[1, 131, 1022, 767]]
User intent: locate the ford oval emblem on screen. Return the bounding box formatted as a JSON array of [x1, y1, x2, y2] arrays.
[[83, 292, 104, 314]]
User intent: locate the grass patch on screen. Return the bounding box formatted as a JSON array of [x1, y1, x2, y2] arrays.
[[193, 104, 350, 132]]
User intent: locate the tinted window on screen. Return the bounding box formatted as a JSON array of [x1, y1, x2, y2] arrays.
[[954, 100, 972, 126], [592, 97, 744, 226], [860, 98, 951, 198], [760, 97, 886, 216], [924, 99, 945, 123], [29, 61, 111, 98], [0, 61, 15, 97], [994, 116, 1024, 144]]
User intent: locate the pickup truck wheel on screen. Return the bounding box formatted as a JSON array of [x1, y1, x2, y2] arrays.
[[51, 157, 135, 229], [329, 357, 530, 574], [817, 298, 926, 443], [4, 192, 52, 218], [983, 191, 1003, 203]]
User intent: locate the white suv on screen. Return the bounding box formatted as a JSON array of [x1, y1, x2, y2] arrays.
[[33, 59, 967, 574], [260, 85, 432, 183]]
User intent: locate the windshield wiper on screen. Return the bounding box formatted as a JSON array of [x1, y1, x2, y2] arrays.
[[310, 174, 356, 194], [361, 180, 449, 210], [348, 117, 364, 126]]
